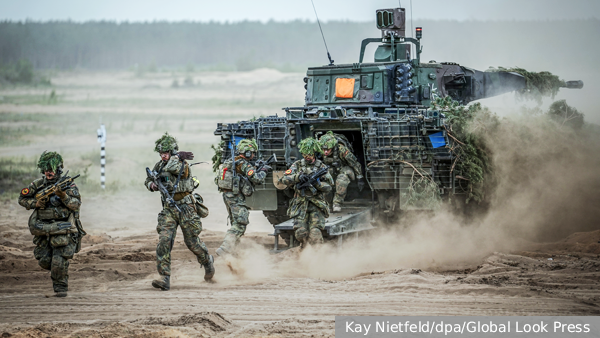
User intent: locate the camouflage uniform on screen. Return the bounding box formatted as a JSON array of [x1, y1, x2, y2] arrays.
[[146, 133, 213, 289], [18, 152, 82, 295], [319, 132, 363, 208], [145, 154, 210, 276], [216, 156, 267, 255], [280, 147, 334, 246]]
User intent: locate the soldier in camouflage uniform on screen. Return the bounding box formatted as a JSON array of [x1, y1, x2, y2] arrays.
[[318, 131, 364, 212], [279, 137, 334, 247], [215, 138, 269, 256], [18, 151, 83, 297], [145, 133, 215, 290]]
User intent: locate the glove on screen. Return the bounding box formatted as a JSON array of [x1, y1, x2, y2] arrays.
[[35, 199, 45, 208], [55, 185, 67, 199], [357, 177, 365, 192], [149, 182, 159, 191], [177, 151, 194, 161], [298, 173, 309, 184]]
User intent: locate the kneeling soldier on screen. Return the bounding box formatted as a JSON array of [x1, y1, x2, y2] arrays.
[[18, 151, 84, 297], [279, 137, 334, 247], [215, 138, 269, 256], [318, 131, 364, 212], [145, 132, 214, 290]]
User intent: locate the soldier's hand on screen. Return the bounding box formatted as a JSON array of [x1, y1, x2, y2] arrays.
[[259, 165, 271, 173], [35, 199, 45, 208], [357, 177, 365, 192], [55, 185, 67, 199], [149, 182, 159, 191], [298, 173, 309, 184]]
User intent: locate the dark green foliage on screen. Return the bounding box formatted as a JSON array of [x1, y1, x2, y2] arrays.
[[37, 151, 63, 173], [154, 132, 178, 153], [547, 100, 584, 129], [211, 141, 224, 173], [487, 67, 565, 103], [432, 96, 498, 203], [298, 137, 322, 155]]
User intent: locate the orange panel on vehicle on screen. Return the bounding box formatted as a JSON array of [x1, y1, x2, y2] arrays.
[[335, 78, 355, 98]]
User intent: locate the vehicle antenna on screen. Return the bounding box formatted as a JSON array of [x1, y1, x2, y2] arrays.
[[410, 0, 414, 56], [310, 0, 334, 66]]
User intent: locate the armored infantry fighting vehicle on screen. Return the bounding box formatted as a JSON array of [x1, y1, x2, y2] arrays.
[[214, 7, 583, 250]]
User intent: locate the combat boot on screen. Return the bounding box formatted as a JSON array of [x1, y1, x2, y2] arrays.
[[54, 292, 67, 297], [332, 204, 342, 213], [152, 275, 170, 291], [203, 255, 215, 281]]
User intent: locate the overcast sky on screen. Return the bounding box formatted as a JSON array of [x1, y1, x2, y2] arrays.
[[1, 0, 599, 22]]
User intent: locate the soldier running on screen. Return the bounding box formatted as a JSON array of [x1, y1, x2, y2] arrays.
[[145, 132, 215, 290], [215, 138, 269, 256], [279, 137, 334, 247], [318, 131, 364, 212], [18, 151, 84, 297]]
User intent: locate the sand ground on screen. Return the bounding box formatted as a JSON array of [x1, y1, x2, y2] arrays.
[[1, 70, 599, 337]]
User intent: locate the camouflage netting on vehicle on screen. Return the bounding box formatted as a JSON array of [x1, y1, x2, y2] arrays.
[[37, 151, 63, 173], [486, 67, 565, 103], [547, 100, 585, 130], [432, 97, 499, 204], [211, 141, 225, 173], [400, 171, 442, 210]]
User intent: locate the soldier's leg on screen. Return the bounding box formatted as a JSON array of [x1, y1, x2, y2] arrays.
[[218, 194, 249, 254], [293, 213, 310, 248], [333, 173, 351, 207], [307, 205, 325, 245], [180, 205, 209, 264], [50, 235, 76, 293], [33, 236, 52, 271], [156, 208, 178, 276], [180, 204, 215, 280]]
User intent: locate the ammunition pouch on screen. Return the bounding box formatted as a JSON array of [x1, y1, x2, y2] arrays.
[[240, 178, 254, 197], [28, 211, 78, 236], [217, 164, 234, 190], [192, 193, 210, 218], [37, 206, 70, 220], [50, 234, 70, 248], [173, 191, 191, 201]]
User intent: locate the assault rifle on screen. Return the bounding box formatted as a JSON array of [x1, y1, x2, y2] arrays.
[[35, 171, 80, 207], [254, 153, 277, 172], [146, 167, 182, 213], [295, 166, 329, 196]]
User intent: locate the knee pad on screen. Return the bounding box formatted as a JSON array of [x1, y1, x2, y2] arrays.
[[295, 227, 309, 241]]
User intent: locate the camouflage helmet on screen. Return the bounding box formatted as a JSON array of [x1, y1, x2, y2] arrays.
[[237, 138, 258, 154], [318, 131, 338, 150], [37, 151, 63, 174], [298, 137, 322, 156], [154, 132, 179, 153]]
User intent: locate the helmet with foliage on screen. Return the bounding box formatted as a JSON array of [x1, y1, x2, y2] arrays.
[[318, 131, 338, 150], [298, 137, 322, 155], [237, 138, 258, 154], [154, 132, 179, 153], [37, 151, 63, 174]]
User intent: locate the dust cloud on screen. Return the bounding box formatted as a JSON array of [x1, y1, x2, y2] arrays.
[[206, 107, 600, 283]]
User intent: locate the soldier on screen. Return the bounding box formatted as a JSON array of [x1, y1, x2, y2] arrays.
[[279, 137, 334, 247], [145, 132, 214, 290], [18, 151, 84, 297], [318, 131, 364, 212], [215, 138, 269, 256]]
